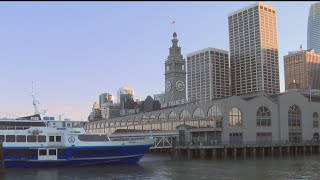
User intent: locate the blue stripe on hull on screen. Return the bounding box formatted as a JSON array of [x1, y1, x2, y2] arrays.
[[4, 155, 144, 168]]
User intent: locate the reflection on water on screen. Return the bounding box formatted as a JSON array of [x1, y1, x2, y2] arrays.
[[2, 154, 320, 180]]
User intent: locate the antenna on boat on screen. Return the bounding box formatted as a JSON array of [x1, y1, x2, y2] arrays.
[[32, 81, 40, 115]]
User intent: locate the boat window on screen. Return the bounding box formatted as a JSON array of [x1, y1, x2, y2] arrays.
[[78, 135, 109, 142], [17, 135, 26, 142], [27, 135, 37, 142], [72, 150, 77, 156], [6, 135, 15, 142], [39, 149, 47, 156], [27, 149, 37, 156], [38, 135, 46, 142], [0, 135, 4, 142], [56, 136, 62, 142], [58, 149, 65, 155], [4, 149, 16, 156], [49, 136, 54, 142], [49, 149, 56, 156]]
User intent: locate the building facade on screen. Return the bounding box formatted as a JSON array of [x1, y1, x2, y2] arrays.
[[187, 48, 230, 103], [228, 2, 279, 95], [117, 87, 134, 104], [164, 32, 186, 104], [284, 49, 320, 91], [154, 93, 165, 105], [99, 93, 113, 109], [308, 2, 320, 54], [85, 91, 320, 143]]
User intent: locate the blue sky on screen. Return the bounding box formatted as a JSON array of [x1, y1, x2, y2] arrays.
[[0, 1, 314, 120]]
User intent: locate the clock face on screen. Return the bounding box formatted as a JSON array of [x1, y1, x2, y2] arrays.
[[166, 81, 172, 92], [175, 80, 185, 92]]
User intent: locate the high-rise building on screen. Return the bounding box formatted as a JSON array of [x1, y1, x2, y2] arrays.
[[308, 2, 320, 54], [164, 32, 186, 103], [284, 49, 320, 91], [154, 93, 165, 105], [99, 93, 113, 108], [228, 2, 279, 95], [117, 87, 134, 107], [187, 48, 230, 102]]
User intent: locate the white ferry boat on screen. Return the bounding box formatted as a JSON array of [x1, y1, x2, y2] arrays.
[[0, 87, 155, 167]]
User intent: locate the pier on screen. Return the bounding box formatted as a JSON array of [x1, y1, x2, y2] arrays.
[[162, 141, 320, 160]]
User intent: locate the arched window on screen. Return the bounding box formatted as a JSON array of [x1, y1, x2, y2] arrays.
[[158, 113, 166, 121], [149, 114, 156, 121], [120, 119, 126, 127], [288, 105, 301, 127], [115, 120, 120, 127], [208, 105, 221, 117], [168, 111, 177, 121], [229, 107, 242, 126], [150, 114, 159, 131], [313, 112, 319, 128], [141, 116, 147, 123], [257, 106, 271, 126], [179, 110, 190, 121], [192, 108, 205, 118], [127, 118, 133, 125]]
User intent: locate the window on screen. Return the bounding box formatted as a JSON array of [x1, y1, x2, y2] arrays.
[[313, 112, 319, 128], [229, 107, 242, 126], [288, 105, 301, 127], [0, 135, 4, 142], [49, 149, 56, 156], [49, 136, 55, 142], [289, 132, 302, 143], [56, 136, 62, 142], [149, 115, 156, 121], [256, 132, 272, 144], [192, 108, 205, 118], [17, 135, 26, 142], [39, 149, 47, 156], [158, 113, 166, 121], [257, 106, 271, 126], [27, 135, 37, 142], [38, 135, 46, 142], [168, 111, 177, 121], [179, 110, 190, 121], [229, 133, 242, 144], [208, 105, 222, 117], [6, 135, 15, 142]]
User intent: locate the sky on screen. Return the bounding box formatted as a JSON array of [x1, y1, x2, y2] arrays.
[[0, 1, 315, 120]]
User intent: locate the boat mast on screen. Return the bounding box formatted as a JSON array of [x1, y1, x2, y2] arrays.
[[32, 81, 40, 115]]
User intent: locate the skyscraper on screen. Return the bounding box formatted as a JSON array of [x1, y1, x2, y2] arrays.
[[284, 49, 320, 91], [308, 2, 320, 54], [117, 87, 135, 109], [228, 2, 279, 95], [164, 32, 186, 103], [187, 48, 230, 103], [99, 93, 113, 108]]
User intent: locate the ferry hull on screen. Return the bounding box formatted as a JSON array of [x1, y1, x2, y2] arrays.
[[4, 154, 144, 167], [3, 144, 153, 168]]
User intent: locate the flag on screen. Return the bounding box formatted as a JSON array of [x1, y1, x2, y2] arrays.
[[171, 21, 175, 24]]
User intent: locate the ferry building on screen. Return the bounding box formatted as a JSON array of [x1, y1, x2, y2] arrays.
[[85, 90, 320, 144]]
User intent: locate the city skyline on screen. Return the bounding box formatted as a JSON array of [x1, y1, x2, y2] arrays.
[[0, 1, 314, 120]]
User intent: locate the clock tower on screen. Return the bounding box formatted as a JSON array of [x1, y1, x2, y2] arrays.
[[164, 32, 186, 104]]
